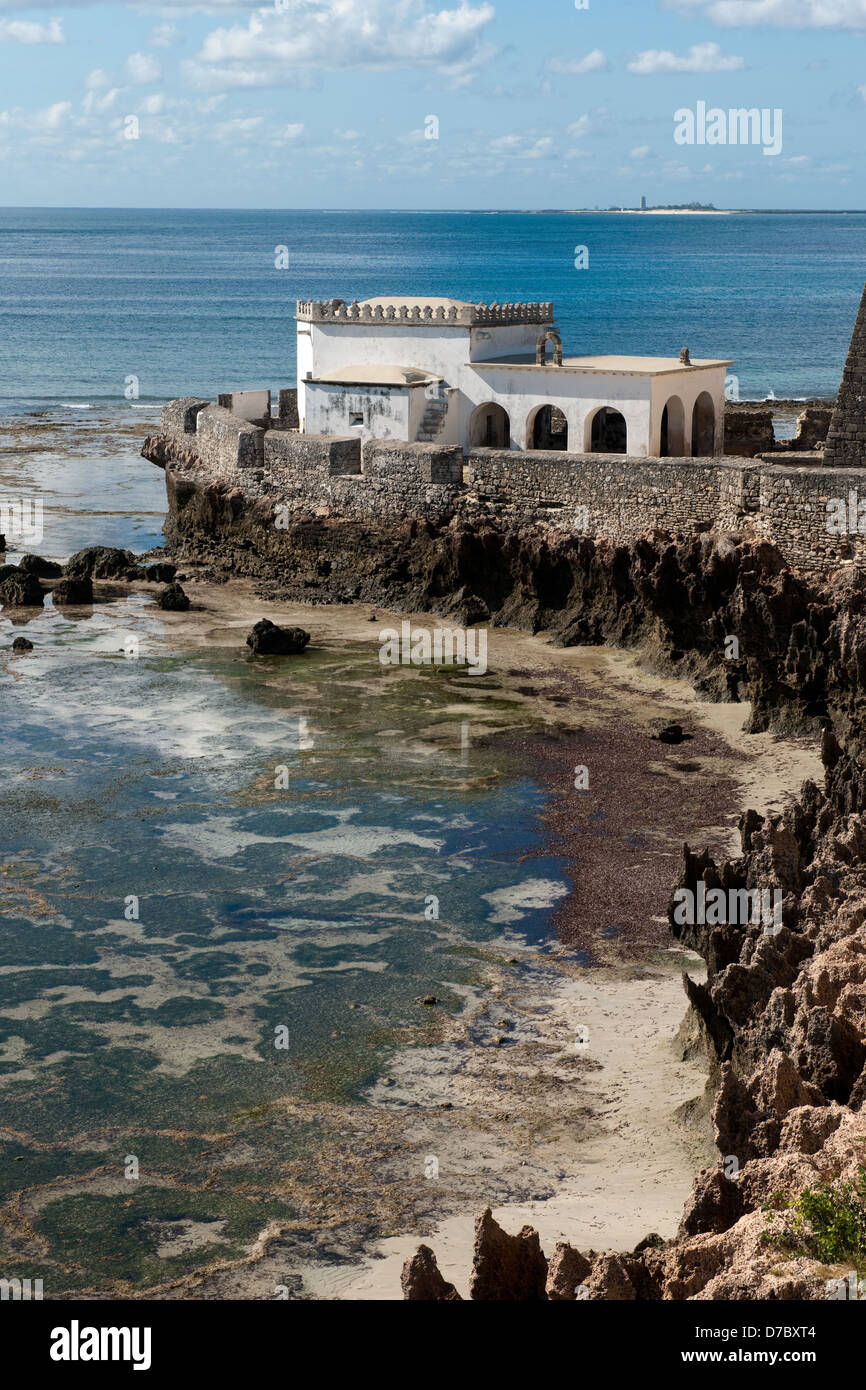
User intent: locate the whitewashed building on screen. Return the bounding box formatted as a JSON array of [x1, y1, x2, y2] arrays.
[[296, 295, 732, 457]]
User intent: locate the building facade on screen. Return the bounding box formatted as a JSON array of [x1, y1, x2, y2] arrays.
[[296, 295, 732, 458]]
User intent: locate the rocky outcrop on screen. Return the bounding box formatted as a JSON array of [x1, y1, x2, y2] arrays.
[[401, 1245, 461, 1300], [246, 619, 310, 655], [467, 1208, 548, 1300], [156, 582, 190, 612], [64, 547, 140, 581], [52, 576, 94, 606], [0, 564, 43, 607], [19, 554, 62, 578]]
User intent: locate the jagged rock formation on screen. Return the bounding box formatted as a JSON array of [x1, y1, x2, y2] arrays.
[[400, 734, 866, 1298]]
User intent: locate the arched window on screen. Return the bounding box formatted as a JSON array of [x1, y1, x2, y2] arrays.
[[586, 406, 627, 454]]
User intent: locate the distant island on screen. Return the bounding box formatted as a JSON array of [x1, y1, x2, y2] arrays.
[[622, 202, 718, 212]]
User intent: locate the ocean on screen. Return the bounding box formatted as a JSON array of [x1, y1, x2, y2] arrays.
[[1, 208, 865, 411]]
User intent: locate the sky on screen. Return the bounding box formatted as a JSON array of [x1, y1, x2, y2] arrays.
[[0, 0, 865, 208]]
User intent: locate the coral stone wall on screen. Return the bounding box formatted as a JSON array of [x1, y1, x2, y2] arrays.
[[151, 398, 866, 571]]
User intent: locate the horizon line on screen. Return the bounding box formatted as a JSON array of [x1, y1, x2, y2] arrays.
[[1, 204, 866, 215]]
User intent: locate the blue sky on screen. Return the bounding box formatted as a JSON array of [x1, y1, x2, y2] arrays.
[[0, 0, 865, 208]]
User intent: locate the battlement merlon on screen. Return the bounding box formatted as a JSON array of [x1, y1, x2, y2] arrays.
[[296, 299, 555, 327]]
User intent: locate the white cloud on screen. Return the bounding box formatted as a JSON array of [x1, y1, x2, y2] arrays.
[[85, 68, 111, 89], [566, 109, 610, 138], [0, 16, 63, 43], [213, 114, 263, 141], [83, 86, 119, 114], [488, 133, 554, 158], [185, 0, 496, 91], [630, 144, 651, 159], [546, 49, 608, 75], [627, 42, 745, 74], [126, 52, 162, 84], [149, 24, 180, 48], [0, 100, 71, 133], [665, 0, 866, 28]]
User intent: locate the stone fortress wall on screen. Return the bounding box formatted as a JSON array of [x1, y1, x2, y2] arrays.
[[153, 390, 866, 574]]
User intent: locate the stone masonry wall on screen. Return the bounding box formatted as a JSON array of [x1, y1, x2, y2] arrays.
[[196, 405, 264, 472], [149, 400, 866, 572], [824, 282, 866, 468], [264, 431, 361, 478], [465, 448, 757, 536], [161, 397, 210, 444]]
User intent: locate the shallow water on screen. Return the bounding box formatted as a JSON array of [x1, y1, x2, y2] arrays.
[[0, 411, 575, 1294]]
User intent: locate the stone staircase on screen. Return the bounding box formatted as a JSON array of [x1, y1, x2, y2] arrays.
[[416, 388, 450, 442]]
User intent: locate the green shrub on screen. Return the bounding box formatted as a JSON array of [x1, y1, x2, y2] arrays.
[[762, 1167, 866, 1271]]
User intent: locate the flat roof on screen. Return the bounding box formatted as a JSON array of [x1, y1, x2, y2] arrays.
[[470, 353, 734, 377], [309, 364, 438, 387]]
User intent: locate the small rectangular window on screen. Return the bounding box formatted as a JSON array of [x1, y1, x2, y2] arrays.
[[349, 412, 363, 427]]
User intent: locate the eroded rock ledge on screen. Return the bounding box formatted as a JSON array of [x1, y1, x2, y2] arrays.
[[144, 439, 866, 1300]]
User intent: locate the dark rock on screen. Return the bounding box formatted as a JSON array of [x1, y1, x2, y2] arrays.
[[653, 722, 692, 744], [11, 636, 33, 651], [64, 547, 138, 580], [52, 576, 94, 606], [246, 619, 310, 655], [468, 1207, 547, 1300], [400, 1245, 461, 1300], [18, 554, 62, 578], [0, 565, 44, 608], [157, 583, 190, 612], [144, 562, 177, 584]]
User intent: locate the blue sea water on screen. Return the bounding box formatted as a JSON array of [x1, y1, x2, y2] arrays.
[[1, 207, 865, 410]]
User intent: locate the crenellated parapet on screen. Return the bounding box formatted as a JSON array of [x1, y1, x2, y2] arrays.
[[296, 299, 554, 327]]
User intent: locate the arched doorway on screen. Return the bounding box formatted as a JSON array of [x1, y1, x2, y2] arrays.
[[469, 402, 511, 448], [660, 395, 685, 456], [691, 392, 715, 456], [527, 403, 568, 450], [586, 406, 627, 454]]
